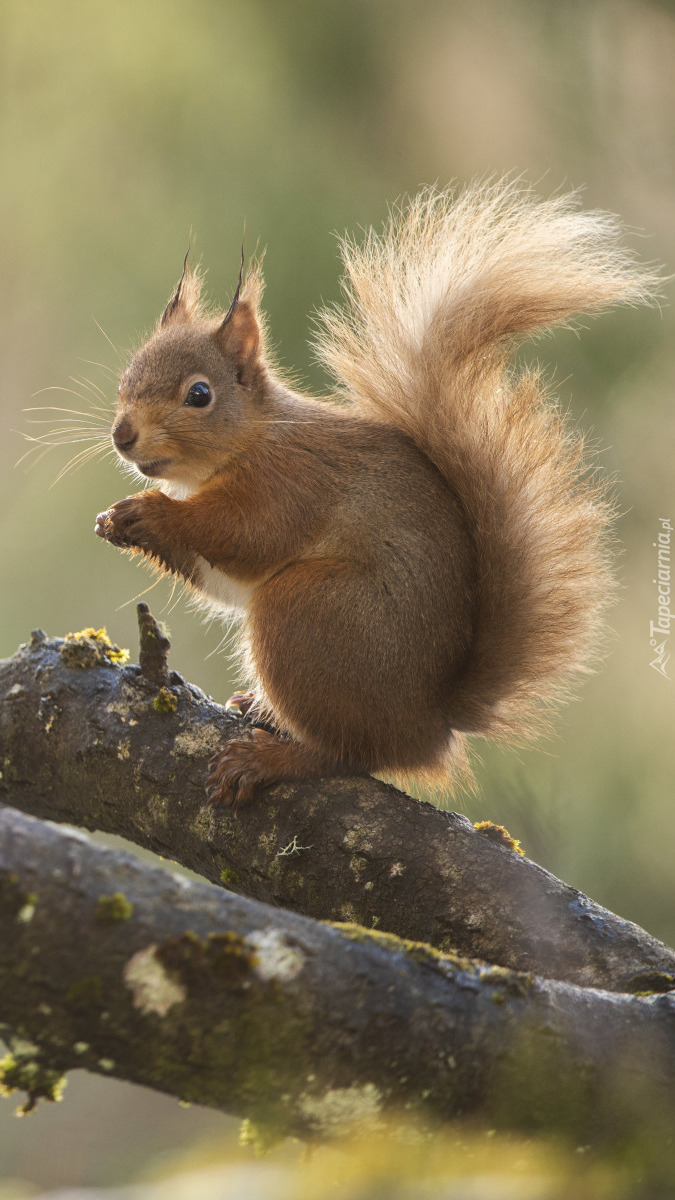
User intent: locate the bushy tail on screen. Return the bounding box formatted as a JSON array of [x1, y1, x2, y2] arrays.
[[315, 179, 661, 741]]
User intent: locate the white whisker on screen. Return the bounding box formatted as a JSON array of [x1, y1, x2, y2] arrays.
[[14, 444, 54, 470], [205, 631, 233, 660], [25, 417, 107, 428], [162, 576, 181, 616], [20, 428, 109, 446], [68, 377, 111, 413], [92, 317, 123, 361], [115, 575, 165, 611], [32, 384, 109, 410], [78, 356, 119, 381], [50, 441, 113, 487], [164, 579, 188, 617], [72, 373, 112, 406], [25, 404, 109, 421]]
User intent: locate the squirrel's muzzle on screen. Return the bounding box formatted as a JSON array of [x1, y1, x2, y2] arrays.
[[112, 417, 138, 454]]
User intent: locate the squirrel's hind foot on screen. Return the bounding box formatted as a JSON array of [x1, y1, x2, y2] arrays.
[[206, 729, 336, 811]]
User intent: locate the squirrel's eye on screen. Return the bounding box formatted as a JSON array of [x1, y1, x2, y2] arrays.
[[184, 381, 212, 408]]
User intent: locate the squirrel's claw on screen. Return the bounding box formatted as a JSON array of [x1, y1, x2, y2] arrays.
[[95, 497, 150, 549], [225, 691, 258, 719], [95, 509, 113, 539]]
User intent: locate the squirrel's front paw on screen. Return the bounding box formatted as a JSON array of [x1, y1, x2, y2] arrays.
[[95, 497, 152, 549]]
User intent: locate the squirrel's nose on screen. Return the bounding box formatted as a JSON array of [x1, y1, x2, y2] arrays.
[[112, 418, 138, 452]]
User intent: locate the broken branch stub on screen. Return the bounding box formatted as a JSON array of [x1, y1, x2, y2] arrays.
[[136, 602, 171, 688]]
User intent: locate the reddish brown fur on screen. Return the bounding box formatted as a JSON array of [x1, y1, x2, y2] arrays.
[[96, 181, 661, 806]]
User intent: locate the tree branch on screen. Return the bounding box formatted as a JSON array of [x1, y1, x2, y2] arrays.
[[1, 804, 674, 1145], [1, 621, 674, 993]]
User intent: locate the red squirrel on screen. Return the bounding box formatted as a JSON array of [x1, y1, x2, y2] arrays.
[[95, 180, 659, 808]]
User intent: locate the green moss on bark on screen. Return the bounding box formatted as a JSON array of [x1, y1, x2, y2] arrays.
[[96, 893, 134, 922]]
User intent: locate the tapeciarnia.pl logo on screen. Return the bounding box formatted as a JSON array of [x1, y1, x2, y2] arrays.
[[649, 517, 672, 679]]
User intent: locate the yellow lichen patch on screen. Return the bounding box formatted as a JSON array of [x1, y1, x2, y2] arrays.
[[474, 821, 524, 855], [0, 1052, 67, 1115], [152, 687, 178, 714], [239, 1116, 284, 1155], [625, 970, 675, 995], [257, 829, 279, 859], [338, 903, 359, 923], [331, 922, 479, 976], [60, 628, 129, 670], [349, 855, 367, 881]]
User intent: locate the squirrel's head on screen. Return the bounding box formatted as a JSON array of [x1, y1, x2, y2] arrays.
[[112, 257, 267, 490]]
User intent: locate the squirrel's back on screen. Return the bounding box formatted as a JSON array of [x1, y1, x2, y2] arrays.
[[315, 179, 661, 745], [97, 178, 663, 804]]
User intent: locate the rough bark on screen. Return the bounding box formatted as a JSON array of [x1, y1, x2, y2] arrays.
[[1, 624, 674, 994], [1, 804, 674, 1146]]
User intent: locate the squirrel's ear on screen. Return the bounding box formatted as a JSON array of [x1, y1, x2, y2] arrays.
[[215, 295, 260, 386], [160, 253, 203, 327]]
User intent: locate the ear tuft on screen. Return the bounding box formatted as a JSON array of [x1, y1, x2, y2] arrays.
[[160, 256, 204, 328], [216, 300, 260, 385], [214, 261, 265, 385]]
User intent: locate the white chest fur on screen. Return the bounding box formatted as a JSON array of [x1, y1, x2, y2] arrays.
[[160, 479, 197, 501], [158, 480, 254, 614], [194, 557, 254, 614]]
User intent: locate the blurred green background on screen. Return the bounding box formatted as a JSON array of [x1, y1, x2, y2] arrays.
[[1, 0, 674, 1194]]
